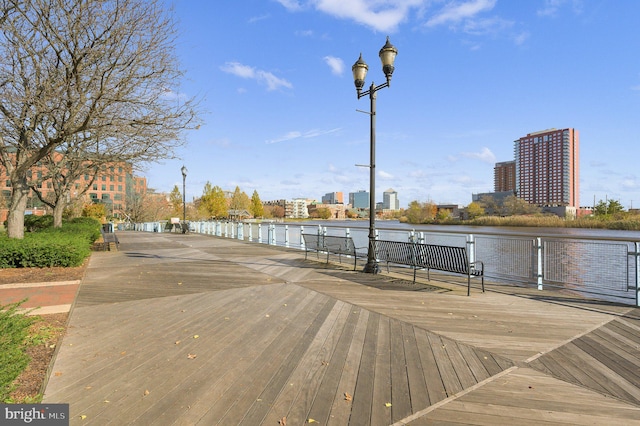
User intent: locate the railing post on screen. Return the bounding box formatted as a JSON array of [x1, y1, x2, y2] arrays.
[[285, 225, 289, 247], [231, 222, 235, 239], [300, 225, 305, 251], [418, 231, 425, 244], [248, 223, 253, 241], [237, 222, 243, 240], [635, 242, 640, 307], [409, 229, 415, 243], [466, 234, 476, 269], [258, 223, 262, 243], [536, 237, 543, 290], [271, 223, 277, 245]]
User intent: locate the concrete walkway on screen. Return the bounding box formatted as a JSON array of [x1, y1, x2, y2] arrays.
[[42, 231, 640, 425]]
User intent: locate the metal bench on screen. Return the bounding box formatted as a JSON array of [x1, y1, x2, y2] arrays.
[[100, 230, 120, 251], [302, 234, 361, 270], [374, 240, 484, 295]]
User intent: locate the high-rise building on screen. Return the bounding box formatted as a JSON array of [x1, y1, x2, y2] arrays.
[[382, 188, 400, 210], [494, 160, 516, 192], [349, 190, 369, 209], [321, 192, 343, 204], [514, 128, 579, 208]]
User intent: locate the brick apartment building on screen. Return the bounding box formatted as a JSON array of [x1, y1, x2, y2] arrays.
[[514, 128, 579, 208], [1, 154, 146, 222]]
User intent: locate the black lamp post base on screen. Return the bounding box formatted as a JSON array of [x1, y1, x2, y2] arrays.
[[363, 260, 379, 274]]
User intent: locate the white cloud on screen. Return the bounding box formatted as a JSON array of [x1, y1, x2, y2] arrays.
[[275, 0, 303, 12], [312, 0, 425, 33], [265, 128, 341, 144], [220, 62, 293, 91], [537, 0, 584, 18], [426, 0, 496, 27], [323, 56, 344, 75], [379, 170, 394, 179], [461, 147, 496, 164], [248, 14, 270, 24]]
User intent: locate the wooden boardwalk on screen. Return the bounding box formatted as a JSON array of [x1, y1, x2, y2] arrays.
[[43, 232, 640, 425]]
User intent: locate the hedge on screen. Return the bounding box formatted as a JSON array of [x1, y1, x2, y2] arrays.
[[0, 217, 100, 268]]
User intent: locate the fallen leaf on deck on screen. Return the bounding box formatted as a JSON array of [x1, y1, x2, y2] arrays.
[[385, 402, 392, 407], [175, 340, 181, 345], [143, 390, 150, 396], [187, 353, 197, 359], [79, 415, 87, 420], [344, 392, 352, 401], [308, 419, 317, 424], [193, 335, 199, 339], [279, 416, 287, 425]]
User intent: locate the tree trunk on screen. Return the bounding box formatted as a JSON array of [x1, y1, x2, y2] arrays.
[[6, 178, 30, 239], [52, 200, 66, 228]]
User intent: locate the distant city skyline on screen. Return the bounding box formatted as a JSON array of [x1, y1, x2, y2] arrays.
[[144, 1, 639, 209]]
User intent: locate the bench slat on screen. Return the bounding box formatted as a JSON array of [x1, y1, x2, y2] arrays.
[[374, 240, 484, 296]]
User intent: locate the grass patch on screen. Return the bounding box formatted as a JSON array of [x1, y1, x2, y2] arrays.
[[0, 300, 37, 402]]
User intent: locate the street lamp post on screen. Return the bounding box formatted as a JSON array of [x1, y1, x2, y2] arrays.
[[352, 37, 398, 274], [181, 165, 187, 234]]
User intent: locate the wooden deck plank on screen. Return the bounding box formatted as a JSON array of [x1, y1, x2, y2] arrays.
[[408, 368, 640, 426], [401, 322, 430, 412], [456, 343, 492, 383], [443, 338, 480, 389], [390, 318, 412, 423], [185, 297, 337, 425], [261, 306, 365, 426], [279, 301, 351, 425], [349, 312, 380, 426], [214, 298, 342, 425], [304, 306, 361, 425], [427, 333, 464, 396], [370, 316, 392, 426], [326, 309, 370, 426], [414, 329, 447, 405], [559, 341, 640, 404], [47, 285, 293, 417], [127, 288, 329, 425], [578, 333, 640, 385]]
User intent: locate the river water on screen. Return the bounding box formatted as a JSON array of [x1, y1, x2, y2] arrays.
[[301, 219, 640, 241]]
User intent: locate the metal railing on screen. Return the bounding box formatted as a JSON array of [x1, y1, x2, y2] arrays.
[[127, 220, 640, 307]]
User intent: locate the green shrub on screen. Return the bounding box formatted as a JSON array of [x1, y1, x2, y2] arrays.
[[0, 301, 36, 402], [0, 217, 100, 268], [23, 215, 54, 232]]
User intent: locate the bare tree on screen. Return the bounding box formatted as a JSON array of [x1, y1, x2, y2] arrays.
[[0, 0, 199, 238]]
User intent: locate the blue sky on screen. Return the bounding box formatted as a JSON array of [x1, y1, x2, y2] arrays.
[[148, 0, 640, 209]]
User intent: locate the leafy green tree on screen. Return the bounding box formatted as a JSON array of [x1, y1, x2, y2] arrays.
[[169, 185, 183, 217], [502, 195, 540, 216], [264, 205, 284, 219], [404, 200, 437, 223], [229, 186, 250, 212], [478, 195, 500, 215], [82, 203, 107, 221], [199, 182, 227, 218], [593, 199, 625, 217], [250, 190, 264, 218], [466, 202, 485, 219]]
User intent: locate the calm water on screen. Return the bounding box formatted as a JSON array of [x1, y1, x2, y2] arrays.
[[302, 219, 640, 241]]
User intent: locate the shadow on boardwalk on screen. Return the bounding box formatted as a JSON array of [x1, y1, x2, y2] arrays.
[[43, 232, 640, 425]]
